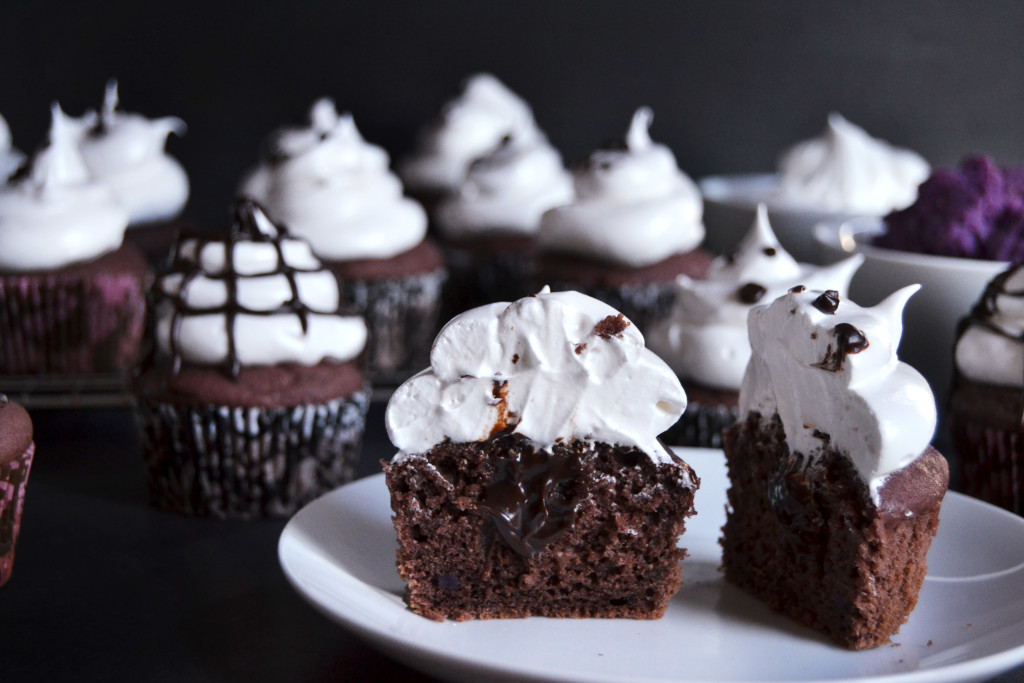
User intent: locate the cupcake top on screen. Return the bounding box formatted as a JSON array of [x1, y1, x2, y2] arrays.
[[399, 73, 540, 194], [774, 113, 929, 215], [152, 198, 367, 376], [240, 98, 427, 262], [386, 288, 687, 464], [876, 155, 1024, 261], [0, 113, 26, 183], [537, 108, 705, 268], [955, 264, 1024, 387], [648, 204, 863, 391], [0, 395, 33, 466], [740, 285, 936, 503], [0, 104, 129, 272], [78, 81, 189, 225], [433, 133, 574, 241]]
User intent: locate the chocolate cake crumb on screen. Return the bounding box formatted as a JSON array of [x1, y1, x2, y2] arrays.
[[511, 353, 519, 364], [575, 343, 586, 355], [594, 314, 630, 339]]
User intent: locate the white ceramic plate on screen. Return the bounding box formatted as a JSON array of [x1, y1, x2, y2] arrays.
[[279, 448, 1024, 683]]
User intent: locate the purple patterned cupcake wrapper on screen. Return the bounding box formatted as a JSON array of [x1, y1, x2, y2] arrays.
[[338, 269, 445, 385], [1, 442, 35, 587], [136, 384, 371, 519], [953, 420, 1024, 516], [0, 272, 145, 374], [661, 402, 741, 449]]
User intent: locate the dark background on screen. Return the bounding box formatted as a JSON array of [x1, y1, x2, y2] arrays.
[[2, 1, 1023, 228]]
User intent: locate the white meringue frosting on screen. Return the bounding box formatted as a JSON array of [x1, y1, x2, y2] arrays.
[[740, 285, 936, 502], [955, 265, 1024, 387], [386, 288, 687, 464], [153, 200, 367, 370], [648, 204, 862, 391], [77, 81, 189, 225], [0, 113, 25, 182], [537, 107, 705, 267], [399, 73, 540, 194], [241, 98, 427, 262], [774, 113, 929, 214], [0, 104, 128, 271]]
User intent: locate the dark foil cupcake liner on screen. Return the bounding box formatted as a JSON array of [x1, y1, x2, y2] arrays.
[[661, 401, 740, 449], [442, 244, 537, 319], [952, 419, 1024, 516], [338, 269, 445, 385], [0, 442, 35, 587], [0, 271, 145, 374], [544, 279, 676, 333], [136, 384, 371, 519]]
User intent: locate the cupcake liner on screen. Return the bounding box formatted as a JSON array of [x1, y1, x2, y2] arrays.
[[136, 384, 371, 519], [442, 243, 537, 319], [0, 270, 146, 374], [952, 419, 1024, 516], [544, 279, 676, 333], [338, 269, 445, 385], [0, 441, 35, 587], [661, 401, 741, 449]]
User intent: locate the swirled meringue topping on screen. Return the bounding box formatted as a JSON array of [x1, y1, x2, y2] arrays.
[[955, 264, 1024, 387], [537, 107, 705, 267], [0, 113, 26, 182], [240, 98, 427, 261], [433, 133, 574, 240], [774, 113, 929, 215], [0, 103, 128, 271], [153, 198, 367, 376], [648, 204, 863, 391], [77, 81, 188, 225], [740, 285, 936, 503], [386, 288, 687, 464], [399, 73, 541, 194]]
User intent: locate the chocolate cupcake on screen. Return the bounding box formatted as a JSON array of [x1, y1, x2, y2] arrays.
[[0, 103, 146, 375], [535, 107, 713, 331], [647, 204, 862, 447], [134, 199, 371, 519], [951, 264, 1024, 514], [240, 99, 445, 385], [78, 81, 189, 266], [0, 395, 34, 587]]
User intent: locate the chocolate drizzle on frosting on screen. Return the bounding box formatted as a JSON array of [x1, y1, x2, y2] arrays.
[[814, 322, 870, 372], [812, 290, 841, 314]]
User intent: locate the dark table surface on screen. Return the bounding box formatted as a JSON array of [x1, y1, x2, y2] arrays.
[[3, 401, 1023, 683]]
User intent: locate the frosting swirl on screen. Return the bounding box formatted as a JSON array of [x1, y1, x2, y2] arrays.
[[433, 134, 574, 240], [648, 204, 862, 390], [955, 265, 1024, 387], [537, 108, 704, 267], [153, 198, 367, 375], [0, 113, 25, 182], [0, 104, 128, 271], [775, 113, 929, 214], [740, 286, 936, 502], [77, 81, 188, 225], [386, 288, 687, 464], [399, 73, 540, 194], [240, 99, 427, 261]]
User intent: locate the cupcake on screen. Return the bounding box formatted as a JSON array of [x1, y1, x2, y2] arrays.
[[398, 73, 538, 212], [0, 395, 35, 587], [701, 113, 929, 261], [240, 98, 445, 384], [433, 131, 574, 317], [77, 81, 188, 265], [0, 113, 26, 182], [950, 264, 1024, 514], [723, 285, 948, 649], [385, 288, 698, 620], [535, 107, 713, 332], [0, 104, 146, 375], [134, 198, 371, 519], [648, 204, 862, 447]]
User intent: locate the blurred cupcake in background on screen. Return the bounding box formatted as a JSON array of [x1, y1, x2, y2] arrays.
[[648, 204, 862, 447], [240, 98, 445, 384], [0, 394, 35, 587], [535, 107, 712, 332], [950, 264, 1024, 515], [0, 104, 146, 375], [134, 199, 371, 519], [78, 81, 189, 265], [0, 113, 26, 182], [433, 131, 574, 317], [398, 73, 539, 213], [701, 113, 929, 261]]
